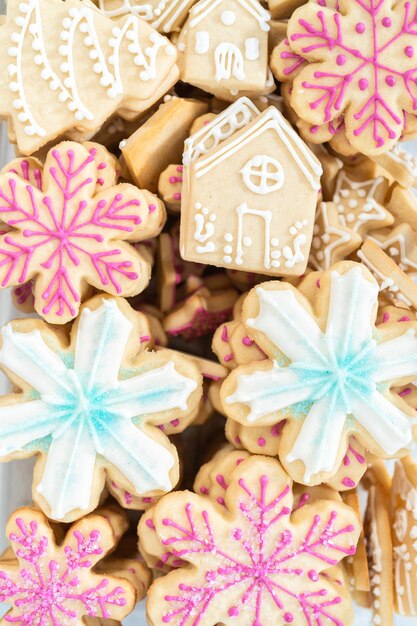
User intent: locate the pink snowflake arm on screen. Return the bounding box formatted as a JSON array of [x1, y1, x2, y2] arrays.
[[148, 457, 359, 626], [271, 38, 307, 82]]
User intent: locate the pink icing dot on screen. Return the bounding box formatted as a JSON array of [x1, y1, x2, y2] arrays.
[[170, 418, 179, 427], [310, 125, 319, 134], [342, 477, 356, 488], [148, 203, 156, 213], [200, 486, 209, 494], [176, 165, 183, 172], [399, 387, 412, 397], [228, 607, 239, 617], [284, 613, 294, 623], [355, 22, 365, 33], [257, 437, 266, 447], [382, 312, 390, 323], [242, 336, 254, 346], [336, 54, 346, 65], [308, 569, 319, 582], [233, 528, 242, 540], [382, 17, 391, 26], [385, 75, 395, 86], [235, 436, 241, 445], [399, 316, 411, 322], [405, 45, 414, 57], [359, 78, 368, 90], [173, 192, 181, 200], [216, 496, 225, 506], [169, 176, 177, 183], [145, 519, 155, 529]]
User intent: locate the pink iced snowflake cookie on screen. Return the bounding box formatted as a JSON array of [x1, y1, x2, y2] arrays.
[[275, 0, 417, 155], [0, 507, 137, 625], [221, 261, 417, 486], [144, 455, 360, 626], [0, 294, 201, 522], [0, 141, 166, 323]]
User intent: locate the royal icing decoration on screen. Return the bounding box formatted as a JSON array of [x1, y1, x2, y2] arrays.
[[0, 297, 199, 520], [146, 456, 360, 626], [310, 202, 362, 271], [391, 457, 417, 616], [332, 171, 392, 236], [0, 142, 164, 323], [0, 0, 178, 153], [369, 223, 417, 283], [358, 238, 417, 309], [282, 0, 417, 154], [223, 264, 417, 482], [98, 0, 195, 33], [0, 508, 135, 625]]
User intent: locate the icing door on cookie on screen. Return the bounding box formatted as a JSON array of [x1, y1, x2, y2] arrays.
[[232, 203, 273, 270], [214, 43, 245, 81]]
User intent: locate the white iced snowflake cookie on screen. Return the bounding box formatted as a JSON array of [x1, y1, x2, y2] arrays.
[[0, 295, 202, 522], [221, 261, 417, 485]]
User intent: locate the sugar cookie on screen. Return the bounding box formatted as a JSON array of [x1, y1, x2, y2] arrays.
[[222, 262, 417, 485], [145, 455, 360, 626], [0, 294, 201, 521], [0, 141, 166, 323]]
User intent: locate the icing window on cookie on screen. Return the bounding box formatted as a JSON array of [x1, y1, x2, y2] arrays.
[[214, 43, 245, 81], [194, 30, 210, 54], [245, 37, 260, 61], [240, 155, 285, 195]]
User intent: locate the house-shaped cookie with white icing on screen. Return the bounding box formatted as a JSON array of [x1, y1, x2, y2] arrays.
[[180, 98, 322, 276], [180, 0, 271, 97]]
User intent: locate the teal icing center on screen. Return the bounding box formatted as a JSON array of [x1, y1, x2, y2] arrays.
[[287, 336, 379, 414]]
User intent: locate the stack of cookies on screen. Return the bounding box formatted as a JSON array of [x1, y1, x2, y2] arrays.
[[0, 0, 416, 624]]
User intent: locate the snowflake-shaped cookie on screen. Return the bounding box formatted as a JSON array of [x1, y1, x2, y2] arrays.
[[0, 295, 201, 521], [0, 507, 136, 625], [0, 141, 165, 323], [145, 455, 360, 626], [221, 262, 417, 484], [284, 0, 417, 154]]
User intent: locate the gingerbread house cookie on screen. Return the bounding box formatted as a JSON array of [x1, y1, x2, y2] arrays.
[[180, 0, 271, 98], [181, 99, 322, 276]]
